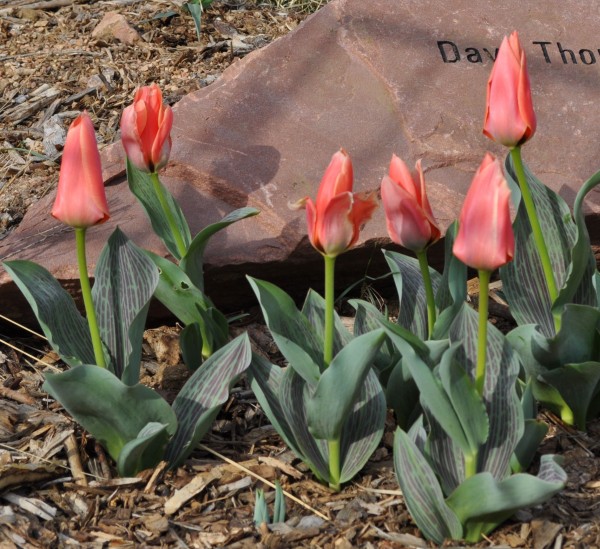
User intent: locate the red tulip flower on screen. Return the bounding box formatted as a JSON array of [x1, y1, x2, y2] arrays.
[[483, 31, 536, 148], [453, 154, 514, 271], [381, 155, 441, 252], [296, 149, 377, 258], [51, 112, 110, 228], [120, 84, 173, 173]]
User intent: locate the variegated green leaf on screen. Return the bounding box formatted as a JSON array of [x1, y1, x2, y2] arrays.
[[501, 156, 594, 337], [448, 303, 522, 480], [180, 207, 259, 292], [302, 289, 352, 353], [248, 277, 322, 383], [43, 365, 176, 472], [118, 422, 172, 476], [340, 369, 386, 483], [446, 455, 566, 542], [307, 329, 385, 441], [126, 159, 191, 260], [92, 228, 159, 385], [394, 428, 463, 544], [384, 250, 442, 339], [3, 260, 95, 367], [165, 334, 252, 468]]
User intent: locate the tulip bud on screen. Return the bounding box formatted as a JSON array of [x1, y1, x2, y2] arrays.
[[381, 156, 441, 252], [297, 149, 377, 258], [51, 112, 110, 229], [120, 84, 173, 173], [483, 31, 536, 148], [453, 154, 514, 271]]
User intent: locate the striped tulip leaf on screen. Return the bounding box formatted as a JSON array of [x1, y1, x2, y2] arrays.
[[384, 249, 442, 339], [306, 329, 386, 441], [181, 207, 260, 292], [393, 428, 463, 544], [446, 455, 566, 542], [92, 228, 159, 385], [248, 277, 323, 383], [165, 333, 252, 468], [43, 364, 176, 475], [501, 155, 596, 338], [3, 260, 96, 367], [126, 159, 191, 260]]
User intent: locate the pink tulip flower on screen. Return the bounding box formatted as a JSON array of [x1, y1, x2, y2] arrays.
[[51, 112, 110, 228], [295, 149, 377, 258], [483, 31, 536, 148], [381, 155, 441, 252], [453, 154, 514, 271], [120, 84, 173, 173]]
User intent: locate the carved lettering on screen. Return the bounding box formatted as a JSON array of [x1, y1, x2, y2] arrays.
[[437, 40, 461, 63]]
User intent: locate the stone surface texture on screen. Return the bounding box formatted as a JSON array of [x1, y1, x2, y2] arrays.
[[91, 12, 141, 45], [3, 0, 600, 321]]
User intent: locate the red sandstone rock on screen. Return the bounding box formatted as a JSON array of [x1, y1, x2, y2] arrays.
[[3, 0, 600, 323]]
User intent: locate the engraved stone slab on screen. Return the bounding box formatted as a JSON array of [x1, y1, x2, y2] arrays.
[[2, 0, 600, 322]]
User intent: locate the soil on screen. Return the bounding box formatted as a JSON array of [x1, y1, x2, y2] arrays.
[[1, 1, 600, 547]]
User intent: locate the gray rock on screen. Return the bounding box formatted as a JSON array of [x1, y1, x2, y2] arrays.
[[2, 0, 600, 324]]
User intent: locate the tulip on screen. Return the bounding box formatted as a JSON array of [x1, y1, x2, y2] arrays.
[[483, 31, 536, 148], [120, 84, 173, 173], [299, 149, 377, 258], [381, 155, 441, 252], [51, 112, 109, 228], [453, 153, 514, 271]]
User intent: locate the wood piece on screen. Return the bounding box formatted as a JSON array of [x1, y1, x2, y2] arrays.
[[64, 434, 87, 486]]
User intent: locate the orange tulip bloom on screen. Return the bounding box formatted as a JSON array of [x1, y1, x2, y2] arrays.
[[381, 155, 441, 252], [453, 154, 514, 271], [296, 149, 377, 258], [120, 84, 173, 173], [483, 31, 536, 148], [51, 112, 110, 228]]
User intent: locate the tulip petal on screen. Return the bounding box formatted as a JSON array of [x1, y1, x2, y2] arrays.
[[317, 191, 355, 257], [315, 149, 353, 214], [453, 154, 514, 271], [381, 176, 434, 252], [52, 113, 109, 228]]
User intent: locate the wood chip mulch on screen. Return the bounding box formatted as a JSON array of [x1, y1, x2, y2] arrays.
[[2, 0, 600, 547]]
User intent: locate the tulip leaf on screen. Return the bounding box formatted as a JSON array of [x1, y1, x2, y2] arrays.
[[349, 299, 398, 382], [43, 365, 176, 472], [339, 368, 387, 482], [180, 322, 203, 371], [384, 249, 442, 339], [447, 303, 522, 480], [180, 207, 260, 292], [247, 277, 322, 383], [385, 357, 420, 429], [3, 260, 95, 367], [247, 353, 309, 463], [445, 455, 566, 542], [553, 169, 600, 312], [432, 221, 468, 339], [165, 334, 252, 468], [92, 228, 159, 385], [117, 422, 173, 477], [501, 156, 595, 337], [508, 305, 600, 429], [126, 159, 191, 260], [278, 366, 330, 482], [393, 428, 463, 544], [301, 289, 353, 354], [306, 329, 386, 441]]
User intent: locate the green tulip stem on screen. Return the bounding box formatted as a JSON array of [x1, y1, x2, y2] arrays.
[[323, 254, 341, 491], [416, 249, 436, 339], [323, 254, 336, 368], [75, 228, 106, 369], [475, 269, 490, 396], [510, 147, 560, 333], [464, 452, 477, 480], [150, 172, 187, 259]]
